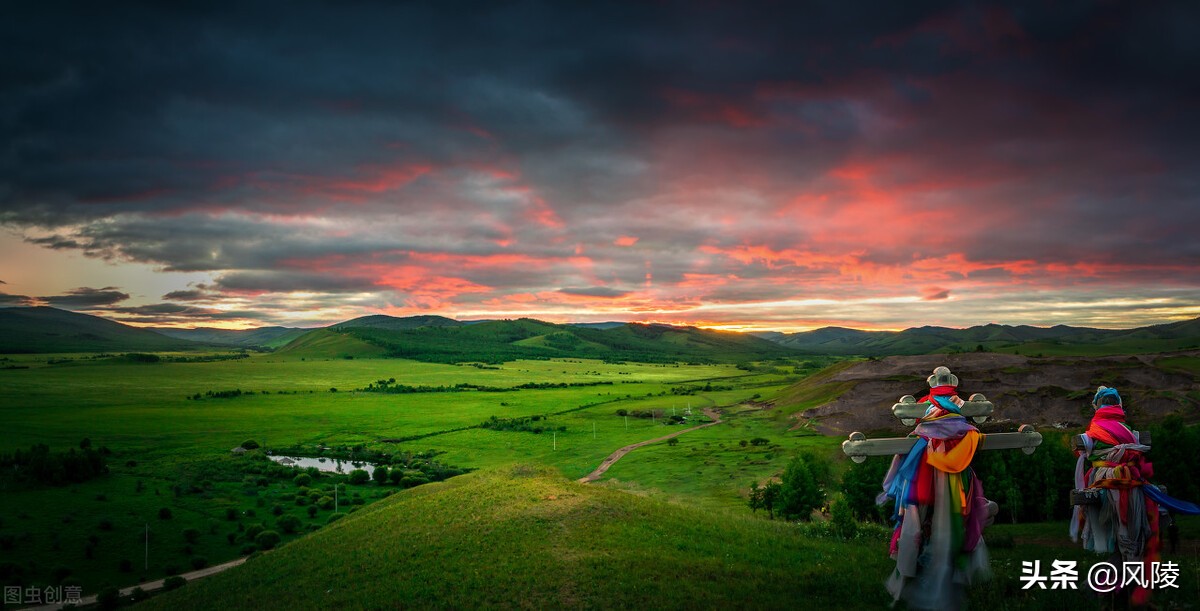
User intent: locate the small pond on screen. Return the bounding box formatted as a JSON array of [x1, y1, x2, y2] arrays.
[[268, 455, 377, 473]]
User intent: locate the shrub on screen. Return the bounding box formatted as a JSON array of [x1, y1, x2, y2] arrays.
[[96, 586, 120, 610], [244, 524, 264, 540], [163, 576, 186, 591], [98, 518, 114, 531], [190, 556, 208, 570], [318, 496, 335, 510], [277, 515, 301, 534], [388, 470, 404, 485], [254, 530, 281, 550], [327, 513, 345, 524], [750, 437, 770, 446], [182, 528, 200, 544], [271, 504, 284, 516], [307, 505, 318, 518], [240, 440, 260, 450], [293, 473, 311, 487], [829, 499, 858, 539], [118, 558, 133, 572], [667, 438, 679, 446], [348, 469, 370, 485], [372, 466, 389, 485], [240, 544, 257, 555], [158, 507, 172, 520], [129, 587, 148, 602], [778, 456, 823, 521], [225, 507, 238, 521]]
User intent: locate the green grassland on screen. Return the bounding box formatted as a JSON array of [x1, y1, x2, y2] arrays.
[[0, 352, 796, 593], [3, 349, 1198, 608], [141, 466, 1200, 611]]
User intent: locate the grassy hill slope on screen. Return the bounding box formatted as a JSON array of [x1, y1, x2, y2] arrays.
[[0, 307, 203, 353], [150, 326, 307, 349], [140, 466, 889, 610], [328, 319, 795, 364], [274, 328, 389, 359], [775, 352, 1200, 435]]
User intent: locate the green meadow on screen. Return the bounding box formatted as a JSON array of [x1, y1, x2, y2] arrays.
[[2, 350, 1197, 608], [0, 352, 805, 593]]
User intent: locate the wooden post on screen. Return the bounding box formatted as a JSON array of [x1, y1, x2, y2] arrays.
[[843, 424, 1043, 463], [840, 383, 1042, 463]]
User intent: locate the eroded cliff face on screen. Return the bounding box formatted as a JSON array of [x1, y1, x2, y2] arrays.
[[798, 352, 1200, 435]]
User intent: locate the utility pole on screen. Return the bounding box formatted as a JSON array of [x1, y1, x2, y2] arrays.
[[593, 422, 596, 440], [624, 415, 628, 431], [553, 431, 557, 450], [144, 523, 149, 571], [334, 483, 338, 513]]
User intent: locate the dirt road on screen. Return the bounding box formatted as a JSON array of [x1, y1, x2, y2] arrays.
[[22, 556, 249, 610], [577, 407, 723, 483]]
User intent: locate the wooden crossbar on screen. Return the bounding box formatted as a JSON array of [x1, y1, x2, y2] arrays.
[[891, 393, 994, 425], [842, 425, 1043, 463]]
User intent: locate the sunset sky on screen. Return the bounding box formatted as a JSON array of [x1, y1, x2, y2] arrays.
[[2, 1, 1198, 331]]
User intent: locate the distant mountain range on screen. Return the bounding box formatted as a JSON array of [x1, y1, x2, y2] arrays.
[[753, 319, 1200, 356], [2, 306, 1199, 360]]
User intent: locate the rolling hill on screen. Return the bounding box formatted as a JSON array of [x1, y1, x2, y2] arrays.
[[138, 466, 891, 610], [776, 351, 1200, 435], [273, 328, 389, 359], [279, 317, 797, 363], [0, 307, 204, 353], [150, 326, 308, 349], [764, 319, 1200, 356]]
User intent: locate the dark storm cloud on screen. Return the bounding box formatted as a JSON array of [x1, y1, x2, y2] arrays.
[[41, 286, 130, 308], [162, 289, 213, 301], [0, 292, 32, 305], [1, 0, 1198, 327]]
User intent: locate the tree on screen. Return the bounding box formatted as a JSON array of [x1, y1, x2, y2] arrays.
[[829, 499, 858, 539], [748, 482, 763, 514], [348, 469, 370, 484], [240, 440, 260, 450], [181, 528, 200, 544], [840, 457, 892, 522], [96, 586, 120, 610], [372, 466, 389, 485], [254, 530, 281, 550], [277, 514, 301, 534], [761, 482, 781, 519], [778, 455, 823, 521]]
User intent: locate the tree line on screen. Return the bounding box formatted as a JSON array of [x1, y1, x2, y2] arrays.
[[0, 440, 109, 486]]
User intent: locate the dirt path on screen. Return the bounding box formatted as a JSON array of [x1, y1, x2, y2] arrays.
[[577, 407, 723, 483], [22, 556, 249, 610]]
